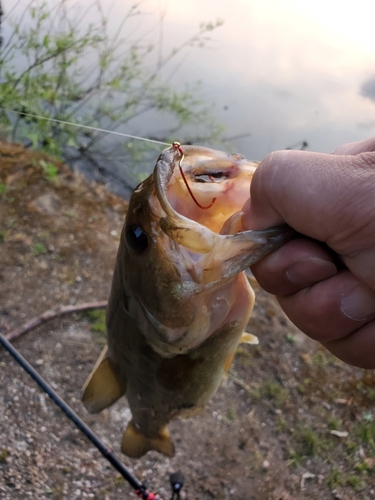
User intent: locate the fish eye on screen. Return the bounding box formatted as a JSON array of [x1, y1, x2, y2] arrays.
[[125, 225, 148, 253]]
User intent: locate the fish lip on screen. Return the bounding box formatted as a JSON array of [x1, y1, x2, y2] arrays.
[[153, 144, 220, 240]]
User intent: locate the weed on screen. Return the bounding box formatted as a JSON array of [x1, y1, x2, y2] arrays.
[[235, 346, 254, 367], [312, 350, 329, 367], [292, 426, 328, 457], [345, 440, 358, 454], [114, 475, 125, 487], [227, 408, 236, 420], [275, 416, 288, 433], [65, 210, 77, 219], [327, 467, 344, 489], [263, 380, 288, 406], [357, 419, 375, 448], [248, 449, 263, 469], [32, 242, 47, 255], [0, 231, 5, 242], [0, 449, 9, 462], [40, 160, 58, 180], [287, 448, 302, 467], [82, 309, 106, 341], [328, 416, 342, 430], [366, 387, 375, 401], [297, 378, 311, 395], [0, 183, 6, 195], [362, 411, 374, 423], [355, 462, 372, 472], [347, 475, 366, 492], [285, 333, 296, 344]]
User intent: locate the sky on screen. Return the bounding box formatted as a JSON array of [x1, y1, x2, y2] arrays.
[[5, 0, 375, 160]]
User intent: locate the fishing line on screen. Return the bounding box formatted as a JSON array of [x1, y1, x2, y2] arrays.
[[0, 332, 162, 500], [1, 109, 215, 213], [0, 106, 171, 146]]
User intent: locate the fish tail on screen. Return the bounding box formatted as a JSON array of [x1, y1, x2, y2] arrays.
[[121, 421, 175, 458]]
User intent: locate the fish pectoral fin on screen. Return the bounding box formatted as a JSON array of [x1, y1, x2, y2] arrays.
[[240, 332, 259, 345], [81, 346, 125, 413], [121, 422, 175, 459]]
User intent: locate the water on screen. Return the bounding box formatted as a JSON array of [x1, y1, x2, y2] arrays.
[[2, 0, 375, 198]]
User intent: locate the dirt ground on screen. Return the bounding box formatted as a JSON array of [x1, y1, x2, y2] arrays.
[[1, 142, 375, 500]]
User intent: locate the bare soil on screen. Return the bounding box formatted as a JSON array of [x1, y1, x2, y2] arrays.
[[1, 142, 375, 500]]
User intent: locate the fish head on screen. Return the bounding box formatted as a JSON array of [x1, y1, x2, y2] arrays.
[[119, 144, 294, 356]]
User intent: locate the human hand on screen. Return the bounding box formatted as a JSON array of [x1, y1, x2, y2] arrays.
[[242, 137, 375, 368]]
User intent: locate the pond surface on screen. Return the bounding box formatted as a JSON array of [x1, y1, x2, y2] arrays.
[[95, 0, 375, 156], [4, 0, 375, 196]]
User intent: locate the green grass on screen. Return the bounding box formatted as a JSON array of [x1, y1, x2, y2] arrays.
[[0, 449, 9, 462], [291, 425, 331, 458], [285, 333, 296, 344], [40, 160, 59, 180], [227, 408, 236, 420], [287, 448, 303, 467], [347, 475, 366, 492], [263, 380, 288, 406], [327, 467, 344, 489], [32, 242, 48, 255], [327, 415, 343, 431], [275, 416, 288, 433], [81, 309, 107, 344]]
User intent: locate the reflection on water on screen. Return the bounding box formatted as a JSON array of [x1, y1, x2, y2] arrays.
[[3, 0, 375, 196]]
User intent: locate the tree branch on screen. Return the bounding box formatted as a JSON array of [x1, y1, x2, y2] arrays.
[[5, 301, 108, 342]]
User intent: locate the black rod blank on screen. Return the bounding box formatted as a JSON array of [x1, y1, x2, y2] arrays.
[[0, 332, 160, 500]]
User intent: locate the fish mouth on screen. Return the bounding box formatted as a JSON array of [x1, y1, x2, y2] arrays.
[[153, 144, 296, 281]]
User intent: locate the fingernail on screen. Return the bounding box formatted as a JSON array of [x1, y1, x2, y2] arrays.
[[341, 284, 375, 321], [286, 258, 337, 286]]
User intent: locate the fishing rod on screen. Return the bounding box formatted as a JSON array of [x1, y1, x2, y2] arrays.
[[0, 331, 161, 500]]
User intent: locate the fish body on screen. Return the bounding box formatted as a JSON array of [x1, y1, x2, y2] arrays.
[[82, 144, 293, 458]]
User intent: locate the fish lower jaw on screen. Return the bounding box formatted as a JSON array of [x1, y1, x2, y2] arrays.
[[145, 337, 201, 358], [142, 318, 217, 357], [136, 299, 211, 357]]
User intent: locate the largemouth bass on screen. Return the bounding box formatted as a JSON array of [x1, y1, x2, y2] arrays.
[[82, 143, 293, 458]]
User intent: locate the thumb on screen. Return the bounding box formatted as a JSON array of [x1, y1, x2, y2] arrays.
[[242, 149, 375, 249]]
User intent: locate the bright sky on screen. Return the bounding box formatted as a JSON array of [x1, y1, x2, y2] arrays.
[[7, 0, 375, 158]]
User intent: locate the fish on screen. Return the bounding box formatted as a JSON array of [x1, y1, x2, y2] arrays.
[[81, 143, 294, 458]]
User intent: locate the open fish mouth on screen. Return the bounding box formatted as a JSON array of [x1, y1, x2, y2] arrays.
[[153, 142, 295, 275]]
